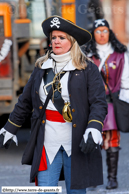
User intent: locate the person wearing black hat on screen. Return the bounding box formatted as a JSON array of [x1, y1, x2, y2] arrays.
[[0, 16, 107, 193], [85, 18, 129, 190]]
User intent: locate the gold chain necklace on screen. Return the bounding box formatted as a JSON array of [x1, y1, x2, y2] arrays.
[[52, 60, 69, 103]]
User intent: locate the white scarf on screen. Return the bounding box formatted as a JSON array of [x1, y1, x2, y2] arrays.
[[51, 51, 72, 72], [96, 42, 114, 71]]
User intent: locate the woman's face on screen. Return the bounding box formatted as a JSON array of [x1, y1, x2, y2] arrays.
[[51, 30, 72, 55], [94, 26, 109, 45]]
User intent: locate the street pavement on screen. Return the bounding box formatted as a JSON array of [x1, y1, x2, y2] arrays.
[[0, 130, 129, 194]]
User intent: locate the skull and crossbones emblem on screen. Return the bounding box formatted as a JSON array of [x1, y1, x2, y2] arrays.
[[94, 19, 105, 28], [50, 17, 60, 28]]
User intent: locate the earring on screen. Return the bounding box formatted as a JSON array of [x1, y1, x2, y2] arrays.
[[49, 43, 52, 47]]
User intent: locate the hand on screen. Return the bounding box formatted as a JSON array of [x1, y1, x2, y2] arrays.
[[83, 128, 103, 145], [0, 134, 12, 149], [79, 132, 97, 154]]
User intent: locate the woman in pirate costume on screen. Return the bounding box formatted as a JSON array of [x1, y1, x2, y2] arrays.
[[85, 18, 129, 190], [0, 16, 107, 194]]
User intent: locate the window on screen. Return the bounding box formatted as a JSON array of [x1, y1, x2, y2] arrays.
[[26, 0, 46, 38], [0, 16, 4, 36]]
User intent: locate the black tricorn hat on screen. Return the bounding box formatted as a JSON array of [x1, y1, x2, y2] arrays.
[[42, 15, 92, 46], [93, 19, 110, 31]]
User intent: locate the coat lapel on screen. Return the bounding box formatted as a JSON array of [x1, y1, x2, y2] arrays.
[[34, 68, 45, 93], [68, 71, 74, 94]]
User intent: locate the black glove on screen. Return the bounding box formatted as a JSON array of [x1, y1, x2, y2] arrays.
[[79, 132, 98, 154], [0, 133, 12, 149]]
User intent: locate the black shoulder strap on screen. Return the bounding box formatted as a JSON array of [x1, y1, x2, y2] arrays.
[[101, 71, 112, 97], [32, 67, 53, 120], [39, 87, 53, 120]]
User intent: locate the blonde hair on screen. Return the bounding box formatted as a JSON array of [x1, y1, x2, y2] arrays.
[[35, 32, 88, 69]]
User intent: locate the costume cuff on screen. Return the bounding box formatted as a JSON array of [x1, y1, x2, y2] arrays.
[[83, 128, 103, 145], [87, 119, 103, 131], [4, 119, 21, 135], [0, 128, 18, 146]]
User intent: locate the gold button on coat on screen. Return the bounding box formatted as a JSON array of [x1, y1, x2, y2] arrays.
[[73, 124, 76, 128], [72, 109, 75, 112], [39, 106, 43, 109], [42, 120, 45, 124]]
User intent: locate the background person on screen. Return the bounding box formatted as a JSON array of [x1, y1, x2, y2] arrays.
[[85, 18, 129, 190], [0, 16, 107, 194]]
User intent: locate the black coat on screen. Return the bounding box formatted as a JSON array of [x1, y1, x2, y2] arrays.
[[4, 60, 107, 189]]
